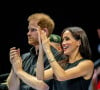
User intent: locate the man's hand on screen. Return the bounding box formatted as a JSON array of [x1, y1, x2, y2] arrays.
[[9, 47, 22, 74]]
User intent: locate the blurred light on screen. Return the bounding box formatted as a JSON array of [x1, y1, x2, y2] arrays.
[[97, 44, 100, 54]]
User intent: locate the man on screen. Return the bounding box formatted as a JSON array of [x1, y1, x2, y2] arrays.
[[49, 34, 62, 53], [7, 13, 66, 90]]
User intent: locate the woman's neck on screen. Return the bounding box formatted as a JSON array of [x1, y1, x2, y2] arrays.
[[69, 51, 83, 63]]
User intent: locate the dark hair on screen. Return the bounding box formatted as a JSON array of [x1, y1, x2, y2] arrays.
[[62, 26, 92, 59]]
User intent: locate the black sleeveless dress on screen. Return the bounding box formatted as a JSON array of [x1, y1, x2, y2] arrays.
[[53, 59, 92, 90]]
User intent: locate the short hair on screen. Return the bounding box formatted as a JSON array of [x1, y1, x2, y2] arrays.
[[27, 13, 55, 36]]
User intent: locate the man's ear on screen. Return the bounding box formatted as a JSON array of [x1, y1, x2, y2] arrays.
[[43, 28, 49, 36]]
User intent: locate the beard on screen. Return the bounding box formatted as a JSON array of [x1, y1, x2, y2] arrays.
[[28, 38, 39, 46]]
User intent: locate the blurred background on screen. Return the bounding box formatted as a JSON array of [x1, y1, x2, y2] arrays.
[[0, 1, 100, 74]]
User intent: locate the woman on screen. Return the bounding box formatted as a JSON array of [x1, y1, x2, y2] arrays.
[[37, 26, 94, 90]]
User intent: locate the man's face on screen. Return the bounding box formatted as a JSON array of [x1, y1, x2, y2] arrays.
[[27, 20, 40, 46], [50, 42, 62, 53]]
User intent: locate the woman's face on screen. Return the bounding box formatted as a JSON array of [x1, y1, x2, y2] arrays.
[[62, 30, 80, 55]]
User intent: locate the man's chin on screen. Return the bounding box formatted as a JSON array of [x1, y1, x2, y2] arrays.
[[28, 42, 32, 45]]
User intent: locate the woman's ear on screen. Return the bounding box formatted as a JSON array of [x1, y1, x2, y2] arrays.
[[77, 40, 81, 46]]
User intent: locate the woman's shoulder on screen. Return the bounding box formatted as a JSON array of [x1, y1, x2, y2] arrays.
[[79, 59, 94, 67]]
